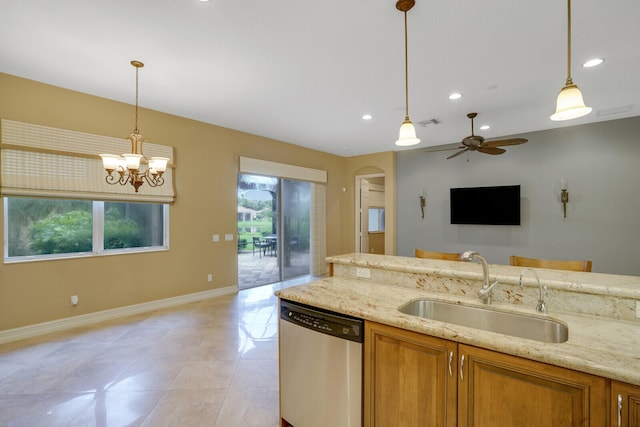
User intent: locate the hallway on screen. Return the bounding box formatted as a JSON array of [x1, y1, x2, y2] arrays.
[[0, 278, 311, 426]]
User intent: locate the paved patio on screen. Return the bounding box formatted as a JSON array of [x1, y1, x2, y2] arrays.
[[238, 251, 280, 290]]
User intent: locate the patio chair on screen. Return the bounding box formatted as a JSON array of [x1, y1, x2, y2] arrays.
[[252, 237, 270, 257]]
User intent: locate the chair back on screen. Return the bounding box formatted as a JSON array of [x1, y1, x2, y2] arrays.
[[509, 255, 592, 272], [415, 249, 462, 261]]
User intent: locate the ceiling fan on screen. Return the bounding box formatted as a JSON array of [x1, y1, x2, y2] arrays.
[[444, 113, 527, 160]]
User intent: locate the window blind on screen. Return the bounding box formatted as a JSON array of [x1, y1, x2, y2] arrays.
[[0, 119, 175, 203], [239, 156, 327, 183]]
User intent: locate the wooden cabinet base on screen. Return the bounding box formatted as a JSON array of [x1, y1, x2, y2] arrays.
[[364, 322, 457, 427], [612, 380, 640, 427], [458, 344, 606, 426], [364, 321, 607, 427]]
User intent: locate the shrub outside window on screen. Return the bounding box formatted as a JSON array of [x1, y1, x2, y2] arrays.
[[4, 197, 168, 261]]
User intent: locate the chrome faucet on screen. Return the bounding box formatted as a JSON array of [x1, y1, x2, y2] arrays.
[[519, 268, 547, 313], [461, 251, 498, 304]]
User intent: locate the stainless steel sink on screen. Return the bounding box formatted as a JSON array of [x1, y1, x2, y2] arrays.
[[398, 299, 568, 343]]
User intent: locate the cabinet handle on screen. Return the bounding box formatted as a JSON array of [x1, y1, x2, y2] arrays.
[[448, 351, 453, 376], [460, 354, 465, 381], [617, 394, 622, 427]]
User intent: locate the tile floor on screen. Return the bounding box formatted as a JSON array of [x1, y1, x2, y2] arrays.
[[0, 277, 312, 426]]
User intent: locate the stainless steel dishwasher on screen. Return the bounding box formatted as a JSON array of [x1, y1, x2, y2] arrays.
[[279, 299, 363, 427]]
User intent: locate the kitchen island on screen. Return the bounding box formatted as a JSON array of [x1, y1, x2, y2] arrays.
[[276, 253, 640, 426]]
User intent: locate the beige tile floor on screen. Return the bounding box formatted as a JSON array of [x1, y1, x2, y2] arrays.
[[0, 278, 311, 427]]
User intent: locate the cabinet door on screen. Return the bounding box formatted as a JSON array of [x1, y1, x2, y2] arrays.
[[458, 344, 606, 427], [364, 322, 457, 427], [612, 380, 640, 427]]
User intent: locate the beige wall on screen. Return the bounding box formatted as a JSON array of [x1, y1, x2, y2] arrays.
[[0, 73, 399, 331]]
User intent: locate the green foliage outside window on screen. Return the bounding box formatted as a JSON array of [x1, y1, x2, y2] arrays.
[[29, 210, 93, 253], [6, 197, 162, 258]]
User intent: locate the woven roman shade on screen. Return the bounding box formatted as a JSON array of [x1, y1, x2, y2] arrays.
[[0, 119, 175, 203]]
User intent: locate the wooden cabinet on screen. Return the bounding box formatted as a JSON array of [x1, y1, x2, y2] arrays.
[[458, 344, 606, 426], [612, 380, 640, 427], [364, 322, 457, 427], [364, 322, 607, 427]]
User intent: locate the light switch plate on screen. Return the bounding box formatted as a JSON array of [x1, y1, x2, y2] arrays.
[[225, 234, 233, 241], [356, 267, 371, 279], [212, 234, 220, 242]]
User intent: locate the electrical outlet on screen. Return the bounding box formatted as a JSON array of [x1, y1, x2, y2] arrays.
[[225, 234, 233, 241], [207, 274, 213, 282], [356, 268, 371, 279], [70, 295, 79, 306]]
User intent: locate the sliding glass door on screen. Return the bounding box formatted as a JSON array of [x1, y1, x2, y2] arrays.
[[281, 179, 311, 281], [237, 174, 311, 289]]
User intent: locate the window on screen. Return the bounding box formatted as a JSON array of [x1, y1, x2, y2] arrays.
[[4, 197, 168, 261], [368, 207, 385, 232]]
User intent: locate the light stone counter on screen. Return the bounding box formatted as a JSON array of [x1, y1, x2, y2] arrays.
[[276, 253, 640, 386]]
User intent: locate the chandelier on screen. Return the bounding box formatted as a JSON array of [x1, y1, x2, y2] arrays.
[[550, 0, 591, 121], [100, 61, 169, 192], [395, 0, 420, 146]]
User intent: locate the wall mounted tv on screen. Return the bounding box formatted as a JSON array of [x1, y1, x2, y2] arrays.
[[450, 185, 521, 225]]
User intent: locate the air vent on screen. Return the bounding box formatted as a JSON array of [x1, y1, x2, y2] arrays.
[[418, 118, 440, 128], [596, 105, 633, 117]]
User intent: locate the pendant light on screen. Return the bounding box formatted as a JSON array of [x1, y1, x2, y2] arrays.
[[550, 0, 592, 121], [100, 61, 169, 192], [395, 0, 421, 146]]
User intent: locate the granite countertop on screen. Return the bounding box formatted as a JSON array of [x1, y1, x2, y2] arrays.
[[276, 275, 640, 387]]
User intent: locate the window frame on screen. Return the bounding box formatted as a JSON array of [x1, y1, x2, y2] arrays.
[[3, 197, 169, 263]]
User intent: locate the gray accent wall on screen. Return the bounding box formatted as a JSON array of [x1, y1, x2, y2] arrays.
[[396, 116, 640, 276]]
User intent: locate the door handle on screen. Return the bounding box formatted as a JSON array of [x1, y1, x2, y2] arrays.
[[618, 394, 622, 427], [448, 351, 454, 376], [460, 354, 465, 381]]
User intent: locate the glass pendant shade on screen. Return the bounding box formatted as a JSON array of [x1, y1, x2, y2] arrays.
[[550, 83, 592, 121], [149, 157, 169, 173], [395, 117, 421, 146], [123, 153, 143, 171], [100, 154, 120, 172]]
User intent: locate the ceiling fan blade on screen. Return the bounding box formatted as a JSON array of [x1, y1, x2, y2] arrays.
[[477, 146, 506, 155], [481, 138, 528, 148], [447, 148, 469, 159], [424, 145, 464, 153]]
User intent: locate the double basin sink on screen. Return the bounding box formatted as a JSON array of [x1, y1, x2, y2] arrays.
[[398, 298, 568, 343]]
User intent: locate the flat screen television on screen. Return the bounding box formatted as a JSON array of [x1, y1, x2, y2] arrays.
[[450, 185, 521, 225]]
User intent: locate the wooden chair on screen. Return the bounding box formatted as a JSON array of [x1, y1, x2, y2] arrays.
[[415, 249, 462, 261], [509, 255, 592, 272]]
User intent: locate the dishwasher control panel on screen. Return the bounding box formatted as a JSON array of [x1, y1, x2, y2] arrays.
[[280, 299, 363, 343]]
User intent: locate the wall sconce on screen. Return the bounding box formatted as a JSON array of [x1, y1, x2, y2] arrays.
[[560, 179, 569, 218], [419, 190, 426, 219]]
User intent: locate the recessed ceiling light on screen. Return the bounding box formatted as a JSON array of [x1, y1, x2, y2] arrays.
[[480, 125, 490, 130], [582, 58, 604, 68], [362, 114, 372, 120], [449, 92, 463, 100]]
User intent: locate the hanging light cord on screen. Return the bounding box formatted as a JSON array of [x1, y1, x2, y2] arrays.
[[403, 10, 410, 119], [566, 0, 573, 84], [134, 65, 140, 134]]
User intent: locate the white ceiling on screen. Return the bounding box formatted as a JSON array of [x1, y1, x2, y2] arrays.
[[1, 0, 639, 157]]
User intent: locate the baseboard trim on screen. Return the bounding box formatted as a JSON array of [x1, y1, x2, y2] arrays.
[[0, 286, 238, 345]]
